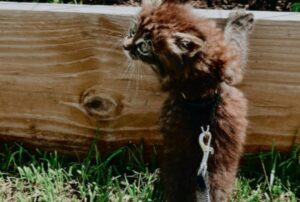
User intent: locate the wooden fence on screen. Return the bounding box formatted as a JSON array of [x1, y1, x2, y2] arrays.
[[0, 2, 299, 154]]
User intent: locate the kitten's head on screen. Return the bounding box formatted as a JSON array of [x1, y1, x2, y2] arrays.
[[123, 1, 237, 90]]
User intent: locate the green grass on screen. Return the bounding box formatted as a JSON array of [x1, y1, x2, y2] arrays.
[[0, 144, 299, 202]]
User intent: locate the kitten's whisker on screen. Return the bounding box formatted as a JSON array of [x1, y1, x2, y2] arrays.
[[129, 65, 137, 92], [139, 62, 145, 91], [109, 28, 126, 34], [106, 30, 126, 36], [111, 33, 123, 38], [107, 20, 129, 32], [137, 62, 141, 94], [126, 62, 136, 91], [109, 40, 122, 49], [103, 35, 124, 42], [122, 61, 133, 79], [100, 28, 123, 35], [135, 61, 140, 96], [102, 38, 123, 57], [117, 53, 129, 65], [114, 38, 124, 47], [110, 34, 125, 39], [108, 19, 127, 26], [110, 17, 133, 24]]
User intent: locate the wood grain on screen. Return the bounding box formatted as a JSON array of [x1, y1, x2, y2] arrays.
[[0, 4, 299, 154]]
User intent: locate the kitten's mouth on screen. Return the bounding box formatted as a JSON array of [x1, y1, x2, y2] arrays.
[[129, 53, 138, 60], [123, 49, 138, 60], [125, 50, 150, 62]]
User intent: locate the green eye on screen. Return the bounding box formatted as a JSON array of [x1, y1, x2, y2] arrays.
[[139, 41, 148, 53], [137, 39, 152, 56]]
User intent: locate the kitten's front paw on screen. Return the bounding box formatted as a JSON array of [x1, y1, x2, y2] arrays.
[[227, 10, 254, 32]]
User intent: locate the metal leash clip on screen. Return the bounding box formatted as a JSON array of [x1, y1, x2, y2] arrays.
[[197, 125, 214, 177]]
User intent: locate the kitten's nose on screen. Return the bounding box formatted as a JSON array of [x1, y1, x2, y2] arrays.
[[123, 38, 134, 51], [123, 44, 132, 51]]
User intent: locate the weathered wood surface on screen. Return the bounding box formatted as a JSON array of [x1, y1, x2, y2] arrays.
[[0, 3, 299, 154]]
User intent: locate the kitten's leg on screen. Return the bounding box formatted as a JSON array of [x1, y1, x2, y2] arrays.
[[206, 147, 241, 202], [224, 10, 254, 85], [162, 139, 200, 202], [207, 89, 248, 202], [209, 167, 238, 202]]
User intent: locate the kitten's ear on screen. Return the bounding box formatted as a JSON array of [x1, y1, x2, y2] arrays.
[[172, 32, 206, 55], [141, 0, 163, 7]]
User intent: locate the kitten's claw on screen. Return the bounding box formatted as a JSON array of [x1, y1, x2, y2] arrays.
[[227, 10, 254, 32]]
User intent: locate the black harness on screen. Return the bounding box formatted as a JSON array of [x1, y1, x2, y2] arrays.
[[178, 92, 220, 127]]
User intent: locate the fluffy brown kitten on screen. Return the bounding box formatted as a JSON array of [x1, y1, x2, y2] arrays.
[[123, 1, 254, 201]]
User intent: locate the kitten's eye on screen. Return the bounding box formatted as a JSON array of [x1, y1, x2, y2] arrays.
[[137, 40, 152, 56], [181, 40, 194, 51]]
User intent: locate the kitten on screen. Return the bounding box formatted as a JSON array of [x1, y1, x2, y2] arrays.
[[123, 1, 254, 201]]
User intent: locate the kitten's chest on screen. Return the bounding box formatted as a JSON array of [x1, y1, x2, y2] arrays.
[[159, 96, 219, 137]]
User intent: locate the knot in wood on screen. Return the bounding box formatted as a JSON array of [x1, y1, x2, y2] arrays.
[[81, 88, 123, 119]]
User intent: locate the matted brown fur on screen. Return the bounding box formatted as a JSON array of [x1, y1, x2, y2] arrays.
[[123, 2, 253, 201]]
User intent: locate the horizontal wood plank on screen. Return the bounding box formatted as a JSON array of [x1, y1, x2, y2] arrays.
[[0, 2, 299, 154]]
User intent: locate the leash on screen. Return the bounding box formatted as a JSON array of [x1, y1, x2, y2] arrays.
[[197, 92, 220, 202], [197, 126, 214, 202]]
